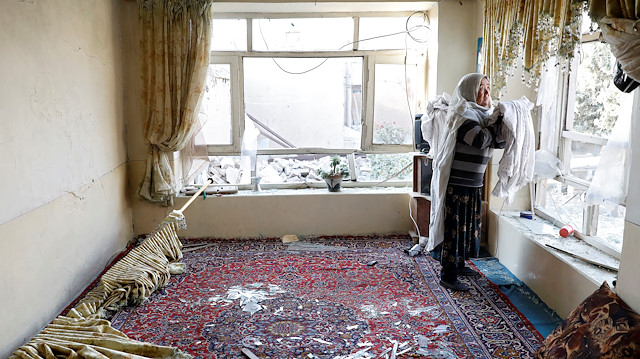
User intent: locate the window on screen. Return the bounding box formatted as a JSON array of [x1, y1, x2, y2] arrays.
[[535, 13, 638, 257], [190, 6, 433, 189], [243, 56, 363, 150]]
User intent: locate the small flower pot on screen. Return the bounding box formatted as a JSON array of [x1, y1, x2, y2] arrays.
[[324, 175, 343, 192]]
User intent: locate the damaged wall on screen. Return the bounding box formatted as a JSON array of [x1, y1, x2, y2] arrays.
[[0, 1, 132, 356]]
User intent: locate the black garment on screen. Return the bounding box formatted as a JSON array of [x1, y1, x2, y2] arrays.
[[440, 184, 482, 283]]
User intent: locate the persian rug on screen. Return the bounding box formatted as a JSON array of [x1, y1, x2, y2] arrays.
[[110, 235, 544, 358]]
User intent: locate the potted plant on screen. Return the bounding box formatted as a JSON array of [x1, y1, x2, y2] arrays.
[[317, 155, 350, 192]]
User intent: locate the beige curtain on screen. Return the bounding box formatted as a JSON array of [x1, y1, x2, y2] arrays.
[[10, 310, 191, 359], [138, 0, 213, 204], [589, 0, 640, 82], [10, 212, 191, 358], [482, 0, 585, 98]]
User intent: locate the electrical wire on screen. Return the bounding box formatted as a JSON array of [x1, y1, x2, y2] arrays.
[[401, 11, 431, 136], [256, 11, 431, 146], [257, 11, 431, 75], [408, 192, 422, 238], [255, 12, 431, 190]]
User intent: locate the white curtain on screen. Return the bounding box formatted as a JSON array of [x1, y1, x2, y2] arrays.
[[585, 110, 632, 212], [536, 61, 561, 155], [181, 114, 210, 186], [590, 0, 640, 82]]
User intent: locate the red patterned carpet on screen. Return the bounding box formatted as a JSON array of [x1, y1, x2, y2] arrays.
[[110, 236, 543, 358]]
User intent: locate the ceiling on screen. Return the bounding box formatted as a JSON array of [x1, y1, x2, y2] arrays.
[[212, 1, 437, 14]]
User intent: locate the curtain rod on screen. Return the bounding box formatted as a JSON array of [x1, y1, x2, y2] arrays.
[[177, 178, 214, 214]]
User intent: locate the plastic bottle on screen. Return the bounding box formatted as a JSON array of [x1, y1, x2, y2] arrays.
[[406, 243, 421, 257], [559, 224, 574, 238]]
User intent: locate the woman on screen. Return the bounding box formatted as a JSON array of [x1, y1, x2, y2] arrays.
[[428, 73, 504, 292]]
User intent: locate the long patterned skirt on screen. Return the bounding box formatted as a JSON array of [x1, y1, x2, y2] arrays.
[[440, 184, 482, 282]]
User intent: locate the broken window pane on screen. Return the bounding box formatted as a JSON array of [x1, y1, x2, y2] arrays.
[[539, 179, 584, 231], [244, 57, 363, 150], [596, 206, 625, 252], [357, 153, 412, 182]]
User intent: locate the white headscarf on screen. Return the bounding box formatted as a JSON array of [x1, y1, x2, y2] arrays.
[[448, 73, 493, 125], [425, 73, 492, 252]]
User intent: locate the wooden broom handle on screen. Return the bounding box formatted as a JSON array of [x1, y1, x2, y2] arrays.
[[177, 178, 214, 214]]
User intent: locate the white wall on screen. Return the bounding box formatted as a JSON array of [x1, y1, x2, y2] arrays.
[[487, 212, 603, 318], [133, 186, 416, 238], [0, 1, 132, 356], [435, 0, 482, 95], [617, 95, 640, 314]]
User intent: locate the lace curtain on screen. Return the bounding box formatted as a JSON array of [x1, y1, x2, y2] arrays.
[[589, 0, 640, 82], [181, 116, 210, 186], [137, 0, 213, 204], [482, 0, 585, 98]]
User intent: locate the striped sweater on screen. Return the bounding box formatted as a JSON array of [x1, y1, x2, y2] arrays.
[[448, 117, 504, 187]]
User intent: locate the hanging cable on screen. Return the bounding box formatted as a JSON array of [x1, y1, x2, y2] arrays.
[[402, 11, 431, 133], [257, 11, 431, 75], [408, 192, 422, 238]]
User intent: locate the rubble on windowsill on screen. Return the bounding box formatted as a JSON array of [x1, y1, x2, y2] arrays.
[[182, 154, 412, 196], [203, 155, 375, 186], [497, 211, 618, 287]]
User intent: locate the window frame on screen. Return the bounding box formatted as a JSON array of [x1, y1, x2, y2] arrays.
[[201, 11, 430, 185], [534, 30, 638, 259], [206, 55, 242, 154]]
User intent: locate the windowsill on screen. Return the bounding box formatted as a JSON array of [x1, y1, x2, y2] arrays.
[[496, 211, 618, 288], [179, 185, 413, 197]]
